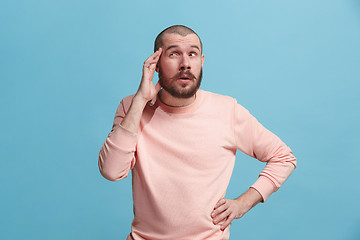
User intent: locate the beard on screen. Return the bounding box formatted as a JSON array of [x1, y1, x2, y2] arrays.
[[158, 68, 203, 98]]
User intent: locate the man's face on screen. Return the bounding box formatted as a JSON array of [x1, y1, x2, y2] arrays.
[[156, 33, 204, 98]]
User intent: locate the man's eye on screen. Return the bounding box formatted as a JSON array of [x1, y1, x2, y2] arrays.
[[189, 52, 197, 56], [169, 53, 177, 56]]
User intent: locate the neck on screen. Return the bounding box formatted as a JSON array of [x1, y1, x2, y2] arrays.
[[159, 89, 196, 107]]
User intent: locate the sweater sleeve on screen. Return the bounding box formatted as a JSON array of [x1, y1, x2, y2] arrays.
[[98, 97, 137, 181], [233, 100, 297, 202]]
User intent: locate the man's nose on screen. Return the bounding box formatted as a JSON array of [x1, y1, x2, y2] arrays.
[[179, 55, 191, 70]]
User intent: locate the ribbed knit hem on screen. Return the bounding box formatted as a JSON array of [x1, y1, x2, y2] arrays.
[[250, 176, 277, 202]]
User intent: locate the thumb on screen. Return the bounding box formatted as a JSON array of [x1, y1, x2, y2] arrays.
[[154, 81, 162, 93]]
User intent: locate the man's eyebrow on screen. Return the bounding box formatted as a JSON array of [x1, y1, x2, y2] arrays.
[[166, 45, 179, 51], [190, 45, 201, 51], [165, 45, 201, 51]]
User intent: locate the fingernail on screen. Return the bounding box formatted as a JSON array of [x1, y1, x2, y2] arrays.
[[211, 212, 214, 217]]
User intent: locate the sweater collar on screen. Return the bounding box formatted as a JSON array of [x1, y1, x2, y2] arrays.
[[154, 89, 204, 114]]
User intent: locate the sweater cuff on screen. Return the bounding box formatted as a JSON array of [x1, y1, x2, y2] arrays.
[[250, 176, 277, 202], [108, 124, 138, 150]]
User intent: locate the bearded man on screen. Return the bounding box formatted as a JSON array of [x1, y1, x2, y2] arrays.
[[98, 25, 297, 240]]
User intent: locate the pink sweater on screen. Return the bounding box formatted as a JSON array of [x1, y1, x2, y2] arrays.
[[98, 90, 296, 240]]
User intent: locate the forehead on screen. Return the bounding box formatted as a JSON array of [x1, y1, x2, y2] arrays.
[[162, 33, 201, 50]]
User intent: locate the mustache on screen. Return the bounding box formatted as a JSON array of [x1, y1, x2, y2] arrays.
[[170, 70, 197, 81]]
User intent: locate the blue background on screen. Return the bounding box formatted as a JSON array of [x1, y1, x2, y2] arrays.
[[1, 0, 359, 239]]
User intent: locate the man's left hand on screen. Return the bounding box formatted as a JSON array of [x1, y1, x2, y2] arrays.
[[211, 187, 263, 231]]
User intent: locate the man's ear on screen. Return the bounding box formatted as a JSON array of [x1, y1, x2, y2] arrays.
[[201, 54, 205, 68]]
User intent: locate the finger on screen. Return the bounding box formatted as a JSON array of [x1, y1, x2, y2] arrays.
[[143, 56, 161, 71], [214, 198, 226, 209], [212, 203, 228, 219], [220, 213, 234, 231], [143, 57, 159, 76], [213, 209, 230, 225], [212, 208, 231, 224], [144, 48, 162, 64], [144, 59, 159, 69], [150, 50, 162, 65], [212, 199, 227, 217], [150, 48, 162, 62]]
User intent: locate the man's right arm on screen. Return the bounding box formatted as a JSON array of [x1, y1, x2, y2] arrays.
[[98, 48, 163, 181]]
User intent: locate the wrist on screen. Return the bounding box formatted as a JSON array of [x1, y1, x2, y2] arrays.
[[133, 93, 149, 108], [236, 188, 262, 209]]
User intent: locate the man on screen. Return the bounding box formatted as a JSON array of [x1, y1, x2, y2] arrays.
[[98, 25, 297, 240]]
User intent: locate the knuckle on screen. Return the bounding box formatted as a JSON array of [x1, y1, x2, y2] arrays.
[[220, 206, 226, 213]]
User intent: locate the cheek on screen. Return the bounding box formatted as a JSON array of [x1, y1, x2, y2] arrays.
[[162, 59, 179, 71], [193, 60, 203, 71], [167, 57, 180, 65], [159, 62, 175, 78]]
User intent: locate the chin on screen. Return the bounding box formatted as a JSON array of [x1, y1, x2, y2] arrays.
[[159, 69, 202, 98]]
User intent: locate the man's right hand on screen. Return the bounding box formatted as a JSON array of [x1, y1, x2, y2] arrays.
[[135, 48, 163, 103], [119, 49, 163, 134]]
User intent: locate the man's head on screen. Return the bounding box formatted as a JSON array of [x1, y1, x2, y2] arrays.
[[154, 25, 204, 99], [154, 25, 203, 53]]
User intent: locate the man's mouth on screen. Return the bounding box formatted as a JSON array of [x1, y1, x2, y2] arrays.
[[178, 71, 195, 80], [179, 75, 191, 80], [178, 79, 191, 84], [177, 74, 193, 84], [170, 71, 196, 83]]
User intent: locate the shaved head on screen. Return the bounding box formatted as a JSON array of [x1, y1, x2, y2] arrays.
[[154, 25, 203, 52]]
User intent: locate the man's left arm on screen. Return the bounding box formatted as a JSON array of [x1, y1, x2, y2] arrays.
[[211, 100, 297, 230]]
